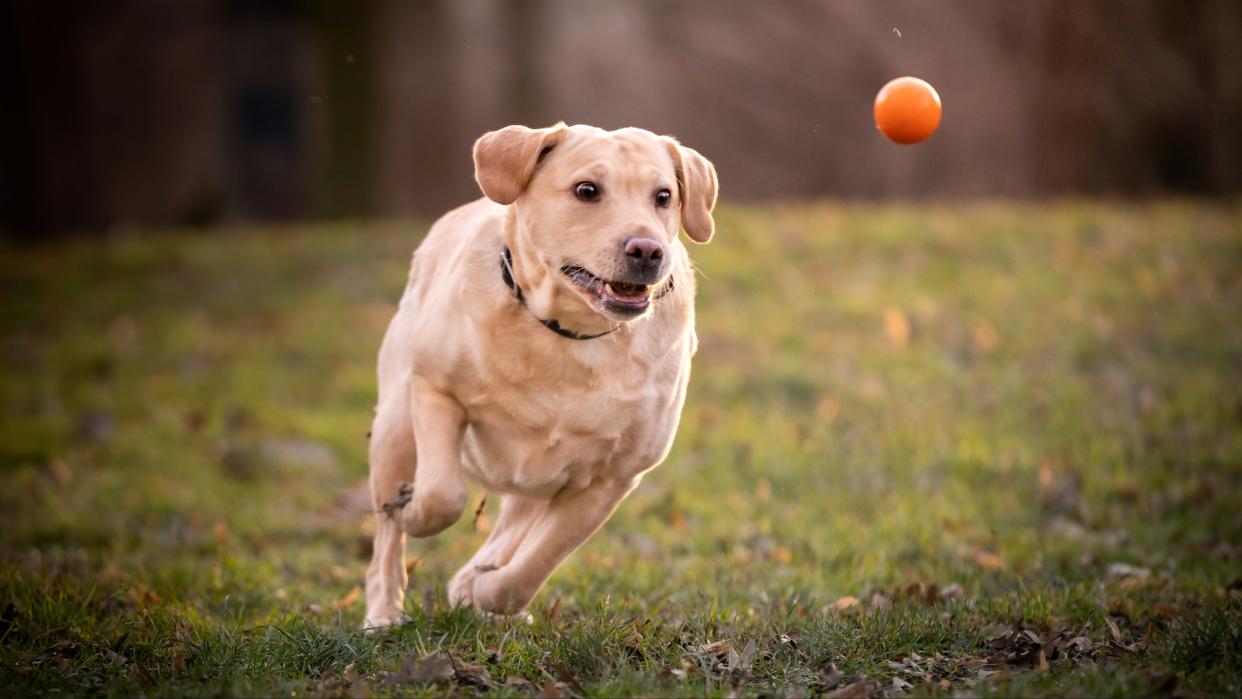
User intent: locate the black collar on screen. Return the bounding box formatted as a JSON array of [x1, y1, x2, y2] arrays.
[[499, 246, 673, 341]]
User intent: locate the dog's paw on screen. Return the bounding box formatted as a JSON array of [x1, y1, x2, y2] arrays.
[[447, 561, 498, 609], [361, 611, 406, 632], [464, 567, 532, 616]]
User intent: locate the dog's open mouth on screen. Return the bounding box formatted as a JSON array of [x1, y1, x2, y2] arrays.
[[562, 265, 652, 315]]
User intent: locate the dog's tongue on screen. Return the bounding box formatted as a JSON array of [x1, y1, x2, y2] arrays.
[[605, 282, 649, 303]]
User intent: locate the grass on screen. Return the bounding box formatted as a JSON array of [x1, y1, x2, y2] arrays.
[[1, 200, 1240, 697]]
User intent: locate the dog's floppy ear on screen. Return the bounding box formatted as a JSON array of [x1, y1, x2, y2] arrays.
[[664, 139, 719, 244], [473, 123, 567, 205]]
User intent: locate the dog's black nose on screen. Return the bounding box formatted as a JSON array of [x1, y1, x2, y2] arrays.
[[623, 237, 665, 276]]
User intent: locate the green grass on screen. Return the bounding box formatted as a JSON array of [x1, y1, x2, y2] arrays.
[[2, 200, 1240, 697]]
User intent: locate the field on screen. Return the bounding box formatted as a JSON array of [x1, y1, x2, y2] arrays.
[[2, 201, 1240, 697]]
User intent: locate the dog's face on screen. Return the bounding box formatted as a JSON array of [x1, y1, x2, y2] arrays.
[[474, 124, 718, 322]]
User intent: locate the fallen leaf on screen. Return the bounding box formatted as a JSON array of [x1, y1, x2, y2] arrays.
[[826, 680, 875, 699], [727, 638, 758, 673], [549, 663, 585, 696], [973, 321, 999, 351], [832, 595, 860, 611], [389, 651, 455, 685], [660, 665, 688, 680], [816, 395, 840, 423], [755, 478, 772, 503], [381, 483, 412, 519], [132, 659, 156, 685], [939, 582, 964, 601], [884, 307, 912, 346], [815, 663, 843, 691], [696, 639, 733, 657], [343, 663, 370, 699], [334, 585, 362, 610], [472, 495, 489, 531], [970, 548, 1004, 571], [505, 674, 533, 688], [1142, 668, 1178, 694], [669, 511, 688, 532], [1104, 616, 1123, 645], [453, 658, 495, 688], [1107, 562, 1151, 582]]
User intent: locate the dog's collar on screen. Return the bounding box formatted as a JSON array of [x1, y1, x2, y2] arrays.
[[499, 246, 674, 341]]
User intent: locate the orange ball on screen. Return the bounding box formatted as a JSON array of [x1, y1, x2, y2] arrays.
[[874, 76, 942, 145]]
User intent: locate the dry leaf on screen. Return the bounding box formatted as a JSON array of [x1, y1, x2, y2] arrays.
[[334, 585, 361, 610], [826, 680, 875, 699], [389, 651, 455, 685], [832, 595, 860, 611], [549, 662, 586, 696], [755, 478, 772, 503], [970, 548, 1004, 571], [884, 307, 912, 346], [939, 582, 964, 600], [472, 495, 489, 531], [453, 659, 495, 688], [696, 640, 733, 657], [733, 638, 758, 673], [1104, 616, 1123, 645], [660, 665, 688, 680], [669, 511, 688, 532], [343, 663, 371, 699], [539, 680, 568, 698], [815, 663, 843, 691], [867, 592, 891, 609], [972, 321, 999, 351], [816, 395, 840, 423], [132, 659, 156, 685], [1107, 562, 1151, 582]]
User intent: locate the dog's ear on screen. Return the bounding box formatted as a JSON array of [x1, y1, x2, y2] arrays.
[[473, 123, 567, 205], [664, 139, 719, 244]]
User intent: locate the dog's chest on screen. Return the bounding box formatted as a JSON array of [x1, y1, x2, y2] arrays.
[[455, 345, 686, 498]]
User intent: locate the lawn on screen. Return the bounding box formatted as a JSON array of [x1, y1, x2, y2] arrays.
[[1, 201, 1240, 697]]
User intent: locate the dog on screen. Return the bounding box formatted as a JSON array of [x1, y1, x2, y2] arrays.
[[362, 123, 718, 627]]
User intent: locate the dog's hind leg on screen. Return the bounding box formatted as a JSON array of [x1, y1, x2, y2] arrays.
[[363, 391, 416, 629], [448, 494, 546, 608], [460, 477, 640, 615]]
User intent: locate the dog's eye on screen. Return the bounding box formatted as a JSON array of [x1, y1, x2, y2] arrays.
[[655, 188, 672, 208], [574, 181, 600, 201]]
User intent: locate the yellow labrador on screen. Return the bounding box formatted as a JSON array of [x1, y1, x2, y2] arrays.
[[363, 123, 718, 627]]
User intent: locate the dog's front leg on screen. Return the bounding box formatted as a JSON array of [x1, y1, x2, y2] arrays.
[[363, 378, 467, 628], [465, 476, 639, 615], [401, 377, 469, 538]]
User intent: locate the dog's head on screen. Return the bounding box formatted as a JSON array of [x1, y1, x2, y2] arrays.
[[474, 123, 718, 323]]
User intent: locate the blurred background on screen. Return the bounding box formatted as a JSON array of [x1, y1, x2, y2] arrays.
[[4, 4, 1242, 694], [3, 0, 1241, 238]]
